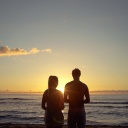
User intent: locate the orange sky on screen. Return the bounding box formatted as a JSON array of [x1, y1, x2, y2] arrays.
[[0, 1, 128, 92]]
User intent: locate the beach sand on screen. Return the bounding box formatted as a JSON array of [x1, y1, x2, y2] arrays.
[[0, 124, 127, 128]]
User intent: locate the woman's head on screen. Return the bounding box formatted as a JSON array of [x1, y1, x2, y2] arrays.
[[48, 76, 58, 89]]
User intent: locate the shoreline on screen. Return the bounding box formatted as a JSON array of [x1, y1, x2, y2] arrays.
[[0, 124, 128, 128]]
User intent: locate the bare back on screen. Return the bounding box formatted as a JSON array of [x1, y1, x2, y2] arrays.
[[64, 80, 89, 109]]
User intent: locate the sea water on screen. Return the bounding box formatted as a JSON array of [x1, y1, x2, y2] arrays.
[[0, 94, 128, 126]]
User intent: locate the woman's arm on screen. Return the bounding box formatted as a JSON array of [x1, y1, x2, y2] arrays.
[[60, 92, 64, 110]]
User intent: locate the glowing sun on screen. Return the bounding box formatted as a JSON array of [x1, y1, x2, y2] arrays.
[[59, 88, 64, 93]]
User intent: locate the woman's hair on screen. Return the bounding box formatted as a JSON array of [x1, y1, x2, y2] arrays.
[[48, 75, 58, 89]]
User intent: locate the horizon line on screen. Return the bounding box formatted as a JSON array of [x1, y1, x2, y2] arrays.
[[0, 90, 128, 94]]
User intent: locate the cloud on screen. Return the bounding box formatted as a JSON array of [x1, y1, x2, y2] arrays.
[[0, 46, 27, 56], [29, 48, 40, 54], [0, 46, 52, 57], [42, 49, 52, 53]]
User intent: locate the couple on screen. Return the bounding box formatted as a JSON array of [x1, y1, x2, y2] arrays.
[[42, 68, 90, 128]]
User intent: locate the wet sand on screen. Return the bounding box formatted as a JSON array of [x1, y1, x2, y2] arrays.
[[0, 124, 127, 128]]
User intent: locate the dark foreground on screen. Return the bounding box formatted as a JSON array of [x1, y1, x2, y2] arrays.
[[0, 124, 128, 128]]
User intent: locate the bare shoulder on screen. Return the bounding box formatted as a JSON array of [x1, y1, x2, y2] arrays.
[[65, 81, 74, 87], [43, 89, 48, 94], [80, 81, 88, 90], [43, 89, 48, 97], [57, 89, 63, 94], [55, 89, 63, 96]]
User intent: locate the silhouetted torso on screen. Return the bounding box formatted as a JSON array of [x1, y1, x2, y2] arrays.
[[43, 89, 63, 111], [42, 88, 64, 126], [65, 81, 87, 109]]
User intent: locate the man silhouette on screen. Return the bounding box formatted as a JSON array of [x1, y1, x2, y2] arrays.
[[64, 68, 90, 128]]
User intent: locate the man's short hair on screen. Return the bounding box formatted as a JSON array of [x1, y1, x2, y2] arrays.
[[72, 68, 81, 77]]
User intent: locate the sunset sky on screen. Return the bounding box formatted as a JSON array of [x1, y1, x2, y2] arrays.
[[0, 0, 128, 93]]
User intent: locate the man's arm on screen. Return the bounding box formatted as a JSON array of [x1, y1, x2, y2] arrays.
[[83, 86, 90, 103], [64, 86, 69, 103]]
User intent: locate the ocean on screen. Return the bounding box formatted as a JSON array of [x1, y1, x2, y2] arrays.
[[0, 94, 128, 126]]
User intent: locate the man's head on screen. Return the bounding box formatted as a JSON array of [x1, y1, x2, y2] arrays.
[[72, 68, 81, 79]]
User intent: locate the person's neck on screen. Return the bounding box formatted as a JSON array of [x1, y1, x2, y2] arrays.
[[73, 78, 80, 81], [49, 87, 56, 90]]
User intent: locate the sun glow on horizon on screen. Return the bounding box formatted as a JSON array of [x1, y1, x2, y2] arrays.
[[58, 88, 64, 93]]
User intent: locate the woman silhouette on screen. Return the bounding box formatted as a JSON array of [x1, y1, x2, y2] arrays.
[[42, 76, 64, 128]]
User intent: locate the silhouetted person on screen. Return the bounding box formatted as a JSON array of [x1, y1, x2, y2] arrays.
[[42, 76, 64, 128], [64, 68, 90, 128]]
